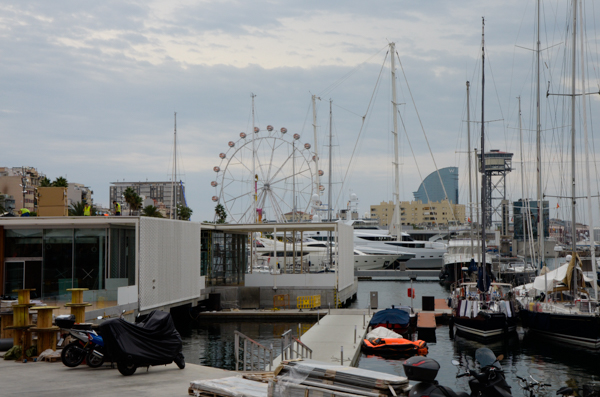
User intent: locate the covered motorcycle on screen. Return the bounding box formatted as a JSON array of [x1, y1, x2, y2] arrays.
[[99, 310, 185, 376]]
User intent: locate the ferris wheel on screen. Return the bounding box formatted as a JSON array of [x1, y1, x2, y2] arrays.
[[211, 125, 317, 223]]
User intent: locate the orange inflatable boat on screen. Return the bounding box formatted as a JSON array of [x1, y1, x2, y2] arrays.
[[362, 337, 428, 356]]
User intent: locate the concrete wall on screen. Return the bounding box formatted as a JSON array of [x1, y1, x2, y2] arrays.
[[245, 273, 336, 288], [211, 284, 339, 310]]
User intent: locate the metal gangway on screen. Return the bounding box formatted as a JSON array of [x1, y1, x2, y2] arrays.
[[234, 329, 312, 372]]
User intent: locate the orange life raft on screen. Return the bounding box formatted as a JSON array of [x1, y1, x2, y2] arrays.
[[362, 337, 428, 356]]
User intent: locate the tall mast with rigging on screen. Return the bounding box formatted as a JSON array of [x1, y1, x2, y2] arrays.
[[536, 0, 545, 271], [390, 42, 401, 241], [480, 18, 487, 282], [467, 81, 474, 259], [312, 95, 320, 207], [569, 0, 577, 255], [579, 0, 599, 299]]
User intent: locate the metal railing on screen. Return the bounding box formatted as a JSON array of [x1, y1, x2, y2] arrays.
[[280, 329, 312, 361], [234, 330, 274, 372]]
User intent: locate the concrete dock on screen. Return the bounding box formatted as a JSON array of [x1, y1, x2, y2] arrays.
[[272, 309, 373, 368], [0, 357, 232, 396]]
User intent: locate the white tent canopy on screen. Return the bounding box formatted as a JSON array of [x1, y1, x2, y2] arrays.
[[532, 262, 592, 292]]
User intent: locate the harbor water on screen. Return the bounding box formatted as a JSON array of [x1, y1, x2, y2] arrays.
[[180, 280, 600, 391]]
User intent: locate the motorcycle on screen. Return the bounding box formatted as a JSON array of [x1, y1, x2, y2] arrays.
[[403, 356, 470, 397], [99, 310, 185, 376], [453, 348, 512, 397], [60, 327, 107, 368]]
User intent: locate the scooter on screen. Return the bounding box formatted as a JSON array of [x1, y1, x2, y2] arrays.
[[60, 327, 107, 368], [453, 348, 512, 397], [403, 356, 470, 397]]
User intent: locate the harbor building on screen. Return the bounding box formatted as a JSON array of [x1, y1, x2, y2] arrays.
[[370, 200, 465, 227], [413, 166, 459, 204], [0, 217, 355, 319], [110, 181, 185, 217]]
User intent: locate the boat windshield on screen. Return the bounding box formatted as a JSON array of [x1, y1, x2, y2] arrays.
[[475, 348, 500, 369]]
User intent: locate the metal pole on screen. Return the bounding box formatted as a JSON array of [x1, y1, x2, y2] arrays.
[[391, 42, 401, 240], [570, 0, 577, 254], [480, 17, 487, 288], [467, 81, 474, 260], [340, 346, 343, 365], [536, 0, 545, 272], [580, 0, 598, 300], [312, 94, 320, 200]]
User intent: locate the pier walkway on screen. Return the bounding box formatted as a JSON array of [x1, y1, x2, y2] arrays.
[[272, 308, 372, 368], [0, 358, 231, 396]]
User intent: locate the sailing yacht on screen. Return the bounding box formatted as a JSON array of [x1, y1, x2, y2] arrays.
[[449, 19, 518, 341], [516, 0, 600, 349]]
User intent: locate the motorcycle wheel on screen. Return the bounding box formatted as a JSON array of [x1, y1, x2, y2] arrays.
[[174, 352, 185, 369], [86, 350, 105, 368], [117, 360, 137, 376], [61, 342, 86, 367]]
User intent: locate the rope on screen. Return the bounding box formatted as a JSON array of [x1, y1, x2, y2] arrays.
[[396, 51, 458, 222]]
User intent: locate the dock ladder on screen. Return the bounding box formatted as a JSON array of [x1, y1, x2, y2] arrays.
[[280, 329, 312, 361], [234, 330, 274, 372]]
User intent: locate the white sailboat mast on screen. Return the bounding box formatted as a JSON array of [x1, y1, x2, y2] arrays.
[[570, 0, 577, 253], [390, 42, 401, 241], [171, 112, 177, 219], [536, 0, 545, 269], [252, 93, 257, 224], [480, 19, 487, 275], [579, 0, 598, 298], [312, 95, 320, 201], [467, 81, 474, 257]]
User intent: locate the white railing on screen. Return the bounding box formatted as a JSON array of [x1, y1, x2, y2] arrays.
[[280, 329, 312, 361], [234, 330, 274, 372]]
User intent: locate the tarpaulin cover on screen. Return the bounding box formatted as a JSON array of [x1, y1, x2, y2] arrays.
[[368, 307, 410, 327], [100, 310, 182, 365]]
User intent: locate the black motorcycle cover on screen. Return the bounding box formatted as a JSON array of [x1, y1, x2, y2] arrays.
[[100, 310, 182, 365]]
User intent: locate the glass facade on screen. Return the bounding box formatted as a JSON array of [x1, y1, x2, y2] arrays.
[[109, 228, 136, 286], [43, 229, 74, 297], [413, 167, 459, 204], [2, 227, 135, 301], [203, 231, 246, 286], [513, 199, 549, 241]]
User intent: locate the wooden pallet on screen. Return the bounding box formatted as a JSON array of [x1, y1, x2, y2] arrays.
[[242, 372, 274, 383]]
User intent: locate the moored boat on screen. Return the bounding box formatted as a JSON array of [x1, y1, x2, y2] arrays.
[[450, 281, 518, 340]]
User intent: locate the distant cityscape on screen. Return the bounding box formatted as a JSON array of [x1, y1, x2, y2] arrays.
[[0, 166, 186, 218]]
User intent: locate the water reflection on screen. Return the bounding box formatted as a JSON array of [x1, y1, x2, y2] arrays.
[[181, 319, 315, 370]]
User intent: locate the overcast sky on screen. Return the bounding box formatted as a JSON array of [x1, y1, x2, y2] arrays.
[[2, 1, 599, 223]]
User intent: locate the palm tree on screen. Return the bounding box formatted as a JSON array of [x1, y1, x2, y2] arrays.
[[141, 205, 164, 218], [39, 177, 51, 187], [52, 176, 68, 187], [68, 201, 85, 216], [215, 204, 227, 224], [132, 195, 143, 214], [69, 201, 96, 216], [122, 187, 138, 215], [176, 204, 193, 220]]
